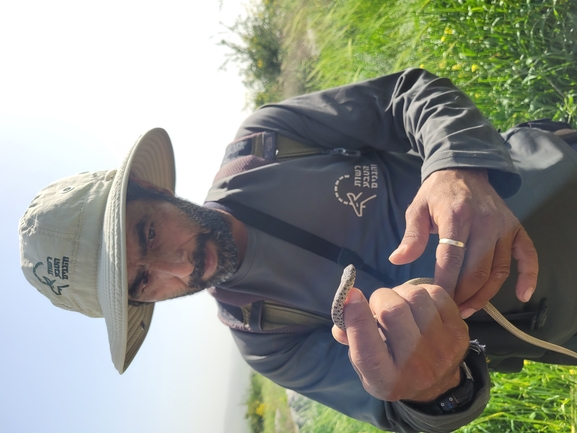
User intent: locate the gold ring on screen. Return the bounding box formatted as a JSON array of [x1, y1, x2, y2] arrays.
[[439, 238, 466, 248]]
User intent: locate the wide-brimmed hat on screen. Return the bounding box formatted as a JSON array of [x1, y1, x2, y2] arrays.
[[19, 128, 175, 373]]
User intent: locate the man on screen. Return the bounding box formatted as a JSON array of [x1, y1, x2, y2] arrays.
[[20, 69, 577, 432]]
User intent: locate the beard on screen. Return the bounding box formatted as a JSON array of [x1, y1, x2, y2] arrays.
[[167, 195, 239, 297]]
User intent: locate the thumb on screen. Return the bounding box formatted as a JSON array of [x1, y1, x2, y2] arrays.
[[389, 200, 431, 265]]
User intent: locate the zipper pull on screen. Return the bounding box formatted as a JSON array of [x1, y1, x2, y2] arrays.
[[326, 148, 361, 157]]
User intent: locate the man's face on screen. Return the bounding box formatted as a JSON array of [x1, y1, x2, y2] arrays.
[[125, 196, 238, 303]]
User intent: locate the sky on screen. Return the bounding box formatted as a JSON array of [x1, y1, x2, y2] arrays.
[[0, 1, 253, 432]]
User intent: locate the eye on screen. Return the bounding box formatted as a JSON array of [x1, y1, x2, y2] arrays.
[[147, 226, 156, 247]]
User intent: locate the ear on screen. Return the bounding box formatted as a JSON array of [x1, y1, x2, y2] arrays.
[[129, 175, 175, 197]]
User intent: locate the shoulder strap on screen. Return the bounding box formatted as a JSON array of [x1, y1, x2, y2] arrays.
[[217, 199, 395, 286]]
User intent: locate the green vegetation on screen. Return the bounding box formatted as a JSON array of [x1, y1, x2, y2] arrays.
[[224, 0, 577, 129], [245, 362, 577, 432], [229, 0, 577, 431], [220, 0, 284, 106]]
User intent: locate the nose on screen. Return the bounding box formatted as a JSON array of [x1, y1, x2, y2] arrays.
[[148, 249, 194, 278]]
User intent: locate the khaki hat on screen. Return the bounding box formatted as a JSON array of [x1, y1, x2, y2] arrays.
[[19, 128, 175, 373]]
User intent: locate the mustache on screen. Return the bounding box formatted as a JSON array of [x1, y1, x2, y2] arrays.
[[167, 199, 238, 297]]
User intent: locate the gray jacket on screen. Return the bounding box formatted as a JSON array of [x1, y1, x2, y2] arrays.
[[205, 69, 577, 432]]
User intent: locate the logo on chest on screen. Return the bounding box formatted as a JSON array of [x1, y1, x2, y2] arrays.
[[334, 164, 379, 217]]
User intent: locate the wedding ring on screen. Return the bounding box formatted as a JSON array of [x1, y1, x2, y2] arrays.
[[439, 238, 466, 248]]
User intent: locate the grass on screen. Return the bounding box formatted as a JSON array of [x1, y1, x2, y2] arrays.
[[225, 0, 577, 430], [230, 0, 577, 129], [246, 362, 577, 432]]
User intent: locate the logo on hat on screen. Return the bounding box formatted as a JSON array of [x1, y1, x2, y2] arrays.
[[32, 257, 70, 296]]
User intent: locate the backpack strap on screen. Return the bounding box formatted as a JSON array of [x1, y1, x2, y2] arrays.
[[220, 131, 326, 167], [213, 199, 395, 287], [514, 118, 577, 146], [221, 131, 362, 165]]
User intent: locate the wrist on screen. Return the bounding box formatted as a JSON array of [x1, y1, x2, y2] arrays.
[[410, 366, 462, 403], [404, 361, 475, 415]]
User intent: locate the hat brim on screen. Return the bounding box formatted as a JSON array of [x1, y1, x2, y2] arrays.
[[97, 128, 176, 373]]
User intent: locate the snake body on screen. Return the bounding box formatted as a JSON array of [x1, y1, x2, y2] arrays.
[[331, 265, 357, 330], [331, 264, 577, 361]]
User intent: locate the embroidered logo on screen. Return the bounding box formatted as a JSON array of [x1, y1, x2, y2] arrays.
[[32, 256, 70, 296], [334, 164, 379, 217]]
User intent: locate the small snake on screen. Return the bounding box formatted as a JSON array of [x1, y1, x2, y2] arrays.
[[331, 264, 357, 330], [331, 264, 577, 361]]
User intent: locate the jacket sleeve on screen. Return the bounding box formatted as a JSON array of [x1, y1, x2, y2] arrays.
[[235, 68, 520, 198], [231, 327, 490, 433]]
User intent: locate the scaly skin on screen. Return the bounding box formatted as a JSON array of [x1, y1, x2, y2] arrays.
[[331, 264, 356, 330]]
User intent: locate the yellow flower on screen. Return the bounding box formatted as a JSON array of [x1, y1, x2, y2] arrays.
[[257, 59, 263, 68], [441, 36, 446, 42], [471, 64, 480, 72], [255, 402, 266, 416], [419, 63, 425, 69], [451, 64, 461, 71], [444, 27, 454, 35], [439, 60, 447, 69]]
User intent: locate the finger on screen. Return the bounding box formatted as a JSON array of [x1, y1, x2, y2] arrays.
[[332, 325, 349, 345], [433, 232, 469, 297], [456, 234, 512, 314], [369, 288, 422, 371], [389, 198, 432, 265], [392, 283, 466, 353], [425, 283, 467, 328], [426, 284, 470, 355], [345, 288, 396, 395], [511, 227, 539, 303], [390, 284, 443, 334]]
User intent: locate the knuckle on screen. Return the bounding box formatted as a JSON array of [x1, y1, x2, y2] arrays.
[[403, 286, 431, 305], [352, 352, 384, 373], [438, 250, 464, 268], [448, 201, 473, 221], [425, 284, 446, 298], [378, 300, 411, 322], [491, 264, 510, 282], [469, 267, 491, 284], [404, 204, 420, 220]]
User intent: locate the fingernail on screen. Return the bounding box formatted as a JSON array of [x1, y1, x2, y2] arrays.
[[461, 308, 476, 319], [347, 289, 364, 304], [522, 287, 535, 302]]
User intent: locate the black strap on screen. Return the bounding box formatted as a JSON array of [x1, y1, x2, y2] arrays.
[[218, 199, 395, 286]]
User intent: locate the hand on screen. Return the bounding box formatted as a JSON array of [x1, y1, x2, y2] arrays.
[[332, 283, 469, 402], [388, 168, 539, 317]]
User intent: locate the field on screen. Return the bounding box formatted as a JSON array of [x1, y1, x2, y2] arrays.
[[246, 361, 577, 432], [223, 0, 577, 431]]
